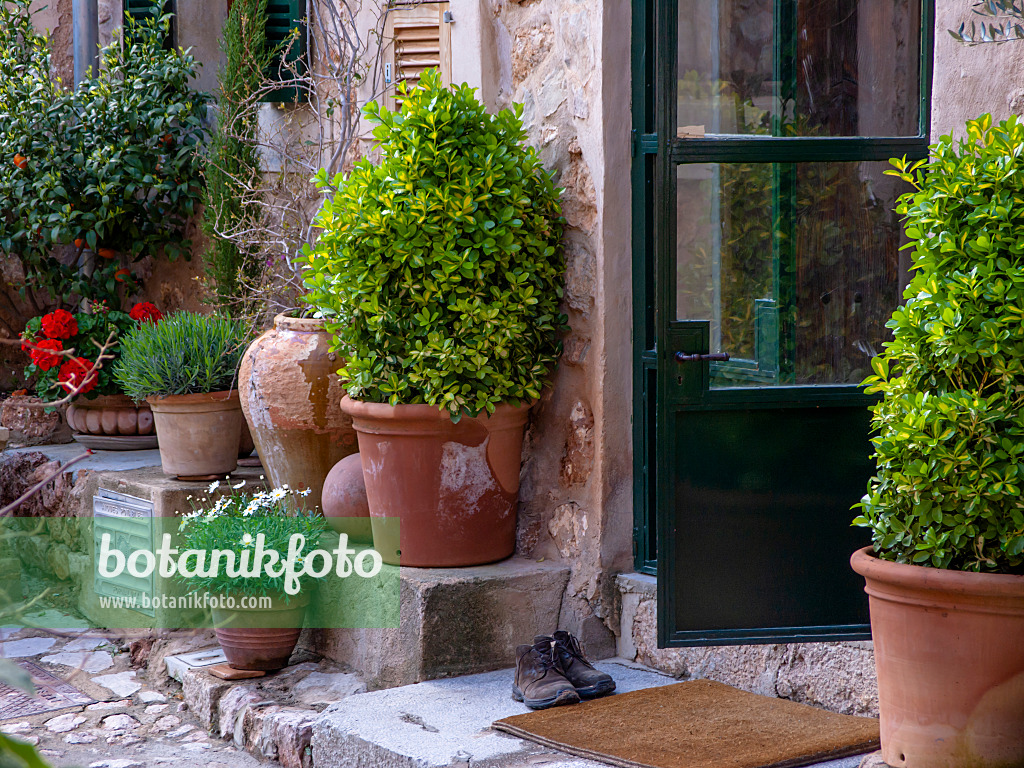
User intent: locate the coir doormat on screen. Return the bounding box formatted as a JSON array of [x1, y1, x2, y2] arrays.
[[492, 679, 879, 768]]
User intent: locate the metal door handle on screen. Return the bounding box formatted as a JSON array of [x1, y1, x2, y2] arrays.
[[675, 352, 731, 362]]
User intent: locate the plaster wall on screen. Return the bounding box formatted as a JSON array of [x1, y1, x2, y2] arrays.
[[933, 0, 1024, 138]]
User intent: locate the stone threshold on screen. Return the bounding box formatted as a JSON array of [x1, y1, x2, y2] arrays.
[[169, 649, 878, 768]]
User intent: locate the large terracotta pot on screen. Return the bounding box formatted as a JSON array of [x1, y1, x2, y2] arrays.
[[146, 390, 242, 479], [850, 547, 1024, 768], [341, 395, 531, 567], [239, 315, 357, 510], [211, 591, 309, 671]]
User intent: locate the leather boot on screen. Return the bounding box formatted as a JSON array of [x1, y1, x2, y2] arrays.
[[537, 631, 616, 698], [512, 639, 580, 709]]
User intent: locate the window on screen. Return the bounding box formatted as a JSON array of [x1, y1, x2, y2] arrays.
[[383, 1, 452, 110]]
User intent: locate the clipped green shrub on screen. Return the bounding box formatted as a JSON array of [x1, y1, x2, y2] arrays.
[[302, 69, 566, 419], [113, 311, 250, 399], [854, 114, 1024, 574]]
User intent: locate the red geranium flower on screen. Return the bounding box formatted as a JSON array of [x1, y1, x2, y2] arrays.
[[41, 309, 78, 340], [20, 333, 36, 353], [129, 302, 163, 324], [57, 357, 98, 395], [29, 339, 64, 371]]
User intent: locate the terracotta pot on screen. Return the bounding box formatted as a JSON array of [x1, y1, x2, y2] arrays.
[[211, 591, 309, 671], [146, 390, 242, 479], [341, 395, 531, 567], [321, 453, 373, 544], [239, 314, 357, 510], [67, 394, 154, 437], [850, 547, 1024, 768]]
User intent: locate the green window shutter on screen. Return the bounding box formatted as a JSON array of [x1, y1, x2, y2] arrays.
[[123, 0, 175, 49], [262, 0, 307, 103]]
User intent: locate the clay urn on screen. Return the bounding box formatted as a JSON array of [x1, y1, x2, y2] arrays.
[[321, 453, 373, 544], [239, 314, 357, 509]]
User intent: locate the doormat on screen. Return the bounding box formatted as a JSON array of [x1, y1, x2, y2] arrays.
[[492, 679, 879, 768], [0, 661, 93, 721]]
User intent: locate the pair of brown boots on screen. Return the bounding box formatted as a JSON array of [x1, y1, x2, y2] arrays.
[[512, 630, 616, 709]]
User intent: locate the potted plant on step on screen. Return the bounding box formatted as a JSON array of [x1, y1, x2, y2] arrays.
[[113, 311, 250, 479], [852, 114, 1024, 768], [177, 480, 325, 670], [303, 69, 565, 567], [20, 302, 164, 449]]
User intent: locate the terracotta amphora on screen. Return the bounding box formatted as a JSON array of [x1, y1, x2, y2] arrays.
[[239, 315, 357, 509]]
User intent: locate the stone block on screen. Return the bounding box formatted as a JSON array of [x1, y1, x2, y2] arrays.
[[182, 669, 232, 731], [301, 557, 570, 689]]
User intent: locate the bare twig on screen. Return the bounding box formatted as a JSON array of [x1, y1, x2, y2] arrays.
[[0, 330, 118, 407]]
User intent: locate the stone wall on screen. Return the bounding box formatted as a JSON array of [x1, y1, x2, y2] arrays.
[[617, 575, 880, 717], [479, 0, 634, 656]]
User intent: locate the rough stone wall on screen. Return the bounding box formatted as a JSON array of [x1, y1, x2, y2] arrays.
[[617, 575, 880, 716], [484, 0, 634, 656]]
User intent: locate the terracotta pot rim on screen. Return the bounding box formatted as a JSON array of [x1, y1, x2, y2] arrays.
[[274, 313, 327, 334], [340, 394, 534, 423], [146, 390, 239, 407], [74, 393, 148, 408], [851, 546, 1024, 595]]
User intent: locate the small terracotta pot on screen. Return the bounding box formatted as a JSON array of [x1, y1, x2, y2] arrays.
[[67, 394, 154, 437], [239, 314, 357, 510], [341, 396, 531, 567], [321, 453, 373, 544], [146, 390, 242, 479], [211, 591, 309, 671], [851, 547, 1024, 768]]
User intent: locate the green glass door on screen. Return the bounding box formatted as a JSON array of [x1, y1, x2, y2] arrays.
[[634, 0, 934, 645]]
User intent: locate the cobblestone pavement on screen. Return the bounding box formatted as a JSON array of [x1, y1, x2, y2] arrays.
[[0, 618, 263, 768]]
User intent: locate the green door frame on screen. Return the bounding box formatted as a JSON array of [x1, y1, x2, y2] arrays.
[[631, 0, 936, 628]]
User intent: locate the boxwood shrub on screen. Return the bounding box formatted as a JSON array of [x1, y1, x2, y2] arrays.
[[302, 69, 566, 419], [854, 114, 1024, 574]]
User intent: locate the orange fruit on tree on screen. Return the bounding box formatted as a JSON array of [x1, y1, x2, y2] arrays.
[[13, 154, 27, 170], [161, 133, 173, 147], [97, 247, 117, 259], [74, 238, 85, 249], [114, 268, 131, 282]]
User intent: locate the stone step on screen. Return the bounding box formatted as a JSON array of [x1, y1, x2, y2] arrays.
[[309, 659, 871, 768]]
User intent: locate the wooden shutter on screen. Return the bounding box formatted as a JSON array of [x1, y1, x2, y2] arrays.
[[123, 0, 175, 48], [383, 2, 451, 109], [262, 0, 307, 102]]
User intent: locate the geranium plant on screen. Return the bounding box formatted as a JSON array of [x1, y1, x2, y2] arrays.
[[19, 302, 164, 402], [302, 69, 566, 419], [854, 113, 1024, 574], [176, 480, 326, 598], [0, 3, 208, 304]]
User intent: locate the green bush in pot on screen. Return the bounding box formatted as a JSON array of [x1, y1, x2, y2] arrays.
[[302, 68, 566, 420], [301, 69, 565, 567], [851, 114, 1024, 768], [113, 311, 251, 478], [855, 113, 1024, 574]]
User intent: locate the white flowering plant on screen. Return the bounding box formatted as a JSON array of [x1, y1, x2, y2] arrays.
[[176, 480, 327, 598]]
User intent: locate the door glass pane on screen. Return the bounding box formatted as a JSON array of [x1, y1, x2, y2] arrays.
[[676, 161, 909, 386], [677, 0, 921, 137]]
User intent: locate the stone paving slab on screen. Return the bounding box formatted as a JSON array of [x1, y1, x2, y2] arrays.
[[310, 659, 873, 768], [7, 443, 162, 477]]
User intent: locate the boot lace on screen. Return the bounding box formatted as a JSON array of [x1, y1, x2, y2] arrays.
[[558, 633, 595, 669]]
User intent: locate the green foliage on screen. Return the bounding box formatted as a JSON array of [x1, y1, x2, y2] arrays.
[[303, 70, 566, 419], [202, 0, 275, 314], [113, 311, 250, 399], [0, 660, 50, 767], [854, 114, 1024, 574], [0, 2, 208, 305], [950, 0, 1024, 43], [176, 480, 326, 598]]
